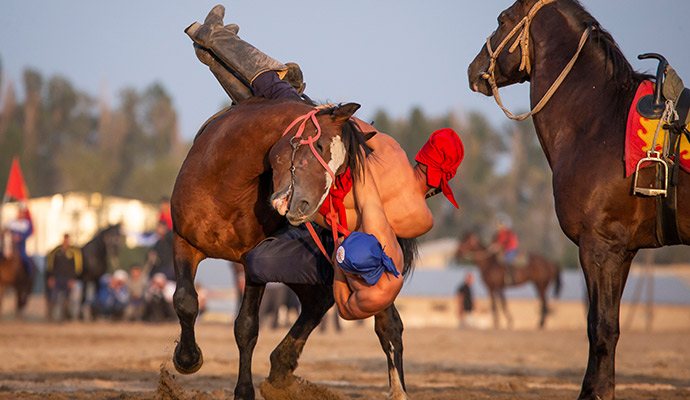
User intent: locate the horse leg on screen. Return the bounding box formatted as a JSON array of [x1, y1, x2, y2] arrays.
[[234, 282, 266, 400], [489, 290, 499, 328], [15, 284, 26, 320], [498, 289, 513, 329], [171, 234, 206, 375], [259, 283, 334, 399], [0, 284, 4, 319], [578, 237, 635, 400], [374, 304, 407, 400], [535, 284, 548, 329]]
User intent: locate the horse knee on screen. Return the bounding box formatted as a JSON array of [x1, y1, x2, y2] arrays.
[[173, 285, 198, 321], [588, 317, 619, 354]]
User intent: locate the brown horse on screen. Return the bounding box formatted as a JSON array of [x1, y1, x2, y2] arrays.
[[468, 1, 689, 399], [171, 97, 410, 399], [0, 229, 34, 319], [456, 232, 561, 329]]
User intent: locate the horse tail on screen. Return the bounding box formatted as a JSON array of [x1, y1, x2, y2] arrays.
[[553, 262, 562, 298], [397, 237, 418, 280]]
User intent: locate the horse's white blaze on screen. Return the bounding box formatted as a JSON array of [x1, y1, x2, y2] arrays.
[[318, 135, 346, 208], [328, 136, 347, 174]]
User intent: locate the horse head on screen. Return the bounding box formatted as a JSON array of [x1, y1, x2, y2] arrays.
[[468, 0, 559, 96], [269, 103, 362, 225], [456, 232, 484, 260], [102, 224, 122, 269]]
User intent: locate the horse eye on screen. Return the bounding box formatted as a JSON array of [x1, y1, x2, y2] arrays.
[[315, 141, 324, 153]]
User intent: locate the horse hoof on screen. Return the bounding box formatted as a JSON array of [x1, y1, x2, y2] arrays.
[[173, 342, 203, 375]]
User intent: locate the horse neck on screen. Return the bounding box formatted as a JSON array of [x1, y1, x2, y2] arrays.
[[528, 5, 638, 170], [467, 245, 494, 273], [2, 232, 13, 259]]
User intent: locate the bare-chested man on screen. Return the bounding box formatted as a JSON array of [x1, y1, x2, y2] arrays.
[[186, 5, 464, 320]]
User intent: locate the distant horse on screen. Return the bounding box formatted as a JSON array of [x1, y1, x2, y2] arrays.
[[468, 1, 688, 398], [171, 98, 410, 399], [0, 229, 34, 318], [456, 232, 561, 329], [79, 224, 122, 319]]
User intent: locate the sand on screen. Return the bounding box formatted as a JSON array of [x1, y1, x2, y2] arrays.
[[0, 295, 689, 399]]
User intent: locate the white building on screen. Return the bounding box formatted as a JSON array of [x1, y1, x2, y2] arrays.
[[1, 192, 159, 256]]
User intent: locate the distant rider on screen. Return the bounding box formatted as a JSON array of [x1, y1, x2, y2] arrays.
[[4, 202, 34, 277]]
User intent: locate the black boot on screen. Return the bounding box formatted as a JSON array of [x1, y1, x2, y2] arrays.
[[185, 5, 287, 86], [193, 44, 252, 104]]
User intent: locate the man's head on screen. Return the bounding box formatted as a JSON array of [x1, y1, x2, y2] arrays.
[[415, 128, 464, 208], [130, 264, 142, 279], [17, 201, 29, 219], [336, 232, 399, 286], [156, 220, 169, 237], [111, 269, 128, 287], [152, 273, 168, 288], [61, 234, 71, 249], [495, 214, 511, 230]]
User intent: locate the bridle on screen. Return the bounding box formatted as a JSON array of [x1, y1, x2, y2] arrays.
[[281, 110, 346, 263], [281, 109, 336, 197], [481, 0, 593, 121], [459, 236, 494, 262]]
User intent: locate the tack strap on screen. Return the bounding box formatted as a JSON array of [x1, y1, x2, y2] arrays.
[[482, 0, 593, 121], [282, 110, 351, 262], [282, 109, 336, 182]]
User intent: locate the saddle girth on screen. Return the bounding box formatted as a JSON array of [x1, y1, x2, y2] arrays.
[[655, 87, 690, 246]]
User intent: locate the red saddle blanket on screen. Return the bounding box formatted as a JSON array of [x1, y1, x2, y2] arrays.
[[625, 80, 690, 177]]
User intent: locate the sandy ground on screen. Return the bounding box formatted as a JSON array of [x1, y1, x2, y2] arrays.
[[1, 294, 689, 399]]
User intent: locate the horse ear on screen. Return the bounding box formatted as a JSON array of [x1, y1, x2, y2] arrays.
[[332, 102, 361, 122]]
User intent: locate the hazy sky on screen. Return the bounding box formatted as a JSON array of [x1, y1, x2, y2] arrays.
[[1, 1, 689, 140]]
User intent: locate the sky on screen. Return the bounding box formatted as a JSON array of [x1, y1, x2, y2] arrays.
[[1, 0, 689, 140]]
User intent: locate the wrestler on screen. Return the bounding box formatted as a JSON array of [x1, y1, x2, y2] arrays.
[[186, 5, 464, 319]]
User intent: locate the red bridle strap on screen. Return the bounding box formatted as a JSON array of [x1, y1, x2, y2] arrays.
[[282, 110, 353, 263], [282, 109, 336, 182]]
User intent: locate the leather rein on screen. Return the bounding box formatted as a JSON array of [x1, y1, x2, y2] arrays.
[[281, 110, 350, 263], [481, 0, 593, 121]]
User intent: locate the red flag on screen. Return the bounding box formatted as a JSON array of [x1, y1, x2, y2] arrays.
[[5, 157, 29, 201]]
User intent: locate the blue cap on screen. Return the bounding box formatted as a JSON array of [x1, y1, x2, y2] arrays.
[[336, 231, 400, 285]]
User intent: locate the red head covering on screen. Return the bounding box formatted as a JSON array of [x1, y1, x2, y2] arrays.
[[414, 128, 464, 208]]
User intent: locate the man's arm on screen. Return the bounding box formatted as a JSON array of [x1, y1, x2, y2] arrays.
[[332, 162, 404, 320]]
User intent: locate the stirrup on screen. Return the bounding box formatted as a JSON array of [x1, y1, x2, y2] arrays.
[[632, 150, 668, 197]]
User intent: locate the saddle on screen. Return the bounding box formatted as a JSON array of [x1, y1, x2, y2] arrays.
[[632, 53, 690, 246]]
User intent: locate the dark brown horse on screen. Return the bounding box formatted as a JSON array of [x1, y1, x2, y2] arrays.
[[78, 224, 122, 319], [0, 229, 34, 318], [468, 1, 689, 399], [456, 232, 561, 329], [171, 97, 409, 399]]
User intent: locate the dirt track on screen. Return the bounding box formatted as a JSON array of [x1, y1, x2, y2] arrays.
[[1, 297, 689, 399]]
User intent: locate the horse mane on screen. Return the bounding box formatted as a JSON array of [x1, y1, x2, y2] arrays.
[[566, 1, 651, 88], [562, 1, 653, 115], [83, 224, 120, 250], [397, 237, 418, 279], [315, 104, 373, 182]]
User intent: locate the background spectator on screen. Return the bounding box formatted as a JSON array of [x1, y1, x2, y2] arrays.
[[456, 272, 475, 328], [45, 234, 82, 322]]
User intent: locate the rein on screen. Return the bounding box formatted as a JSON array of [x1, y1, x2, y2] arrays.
[[281, 109, 336, 192], [281, 110, 349, 263], [481, 0, 593, 121]]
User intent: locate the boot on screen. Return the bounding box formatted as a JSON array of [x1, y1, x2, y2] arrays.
[[185, 5, 287, 86], [194, 44, 252, 104], [284, 62, 306, 94]]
